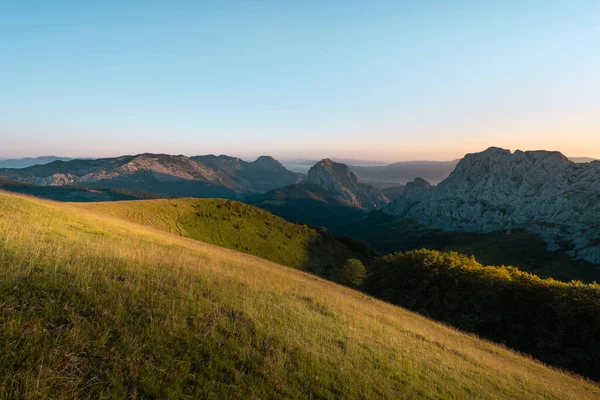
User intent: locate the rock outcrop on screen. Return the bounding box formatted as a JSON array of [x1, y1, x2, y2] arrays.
[[386, 147, 600, 263], [307, 159, 389, 210]]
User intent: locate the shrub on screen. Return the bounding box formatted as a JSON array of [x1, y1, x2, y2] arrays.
[[338, 259, 366, 288]]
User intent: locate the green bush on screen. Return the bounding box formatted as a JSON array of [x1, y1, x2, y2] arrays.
[[364, 249, 600, 381], [338, 259, 366, 288]]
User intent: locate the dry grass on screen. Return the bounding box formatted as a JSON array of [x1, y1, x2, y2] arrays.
[[0, 191, 598, 399]]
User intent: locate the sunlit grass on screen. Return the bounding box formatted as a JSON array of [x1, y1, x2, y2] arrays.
[[77, 198, 363, 278], [0, 191, 598, 399]]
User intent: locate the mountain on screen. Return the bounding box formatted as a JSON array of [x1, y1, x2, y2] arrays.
[[306, 159, 389, 210], [295, 157, 597, 188], [350, 160, 460, 187], [191, 154, 301, 193], [386, 147, 600, 264], [0, 156, 75, 169], [0, 153, 299, 199], [251, 159, 389, 228], [2, 191, 598, 398], [0, 153, 238, 198]]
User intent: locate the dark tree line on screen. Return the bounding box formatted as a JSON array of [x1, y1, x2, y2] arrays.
[[364, 249, 600, 381]]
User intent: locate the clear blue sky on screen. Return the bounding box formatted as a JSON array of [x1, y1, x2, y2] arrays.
[[1, 1, 599, 161]]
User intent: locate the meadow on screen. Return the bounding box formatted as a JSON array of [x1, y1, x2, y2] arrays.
[[78, 198, 371, 280], [0, 191, 599, 398]]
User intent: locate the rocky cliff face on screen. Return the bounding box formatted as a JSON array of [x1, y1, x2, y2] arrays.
[[307, 159, 389, 210], [386, 147, 600, 263]]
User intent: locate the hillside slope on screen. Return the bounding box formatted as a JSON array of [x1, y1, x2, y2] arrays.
[[0, 191, 598, 398], [77, 198, 369, 280]]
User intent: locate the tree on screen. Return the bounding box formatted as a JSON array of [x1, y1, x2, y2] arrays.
[[338, 258, 366, 288]]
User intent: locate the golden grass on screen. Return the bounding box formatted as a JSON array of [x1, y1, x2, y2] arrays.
[[76, 198, 359, 277], [0, 191, 598, 399]]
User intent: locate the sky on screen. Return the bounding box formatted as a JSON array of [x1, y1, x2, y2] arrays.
[[1, 1, 599, 162]]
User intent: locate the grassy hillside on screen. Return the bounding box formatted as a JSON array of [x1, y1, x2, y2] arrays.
[[77, 198, 371, 281], [1, 191, 598, 398]]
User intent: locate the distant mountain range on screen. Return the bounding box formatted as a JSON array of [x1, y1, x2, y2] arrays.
[[282, 158, 388, 174], [386, 147, 600, 264], [286, 156, 599, 189], [570, 157, 599, 163], [0, 153, 301, 198], [0, 156, 75, 169], [283, 158, 458, 186], [350, 160, 461, 187]]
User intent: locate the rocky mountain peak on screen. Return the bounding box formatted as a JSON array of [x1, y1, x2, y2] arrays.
[[316, 158, 334, 168], [308, 159, 359, 190], [404, 177, 433, 197], [386, 177, 433, 216], [306, 159, 388, 210], [385, 147, 600, 264]]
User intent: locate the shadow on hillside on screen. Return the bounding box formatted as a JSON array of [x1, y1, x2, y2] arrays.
[[300, 228, 377, 285], [345, 214, 600, 284]]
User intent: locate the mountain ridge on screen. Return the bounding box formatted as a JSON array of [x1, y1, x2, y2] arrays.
[[191, 154, 301, 193], [0, 153, 300, 198], [386, 147, 600, 263]]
